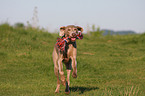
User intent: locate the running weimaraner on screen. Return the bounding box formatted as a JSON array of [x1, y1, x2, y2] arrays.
[[52, 25, 83, 94]]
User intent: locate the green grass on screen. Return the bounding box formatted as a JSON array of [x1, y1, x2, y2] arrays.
[[0, 24, 145, 96]]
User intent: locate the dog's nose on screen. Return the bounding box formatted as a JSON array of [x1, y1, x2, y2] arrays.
[[72, 33, 76, 37], [72, 33, 75, 36]]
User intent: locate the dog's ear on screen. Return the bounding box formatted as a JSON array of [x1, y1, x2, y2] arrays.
[[77, 26, 83, 33], [59, 26, 65, 36]]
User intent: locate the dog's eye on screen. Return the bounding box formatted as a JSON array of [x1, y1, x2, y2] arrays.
[[74, 29, 77, 31], [68, 29, 71, 31]]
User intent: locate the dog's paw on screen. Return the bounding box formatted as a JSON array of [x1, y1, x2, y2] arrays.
[[55, 90, 59, 93], [65, 90, 70, 95], [55, 89, 60, 93], [72, 72, 77, 78]]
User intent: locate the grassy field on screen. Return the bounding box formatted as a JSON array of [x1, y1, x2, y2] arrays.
[[0, 24, 145, 96]]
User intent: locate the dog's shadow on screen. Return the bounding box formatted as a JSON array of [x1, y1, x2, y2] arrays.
[[69, 86, 99, 94]]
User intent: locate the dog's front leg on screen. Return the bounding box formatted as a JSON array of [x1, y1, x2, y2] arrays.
[[54, 64, 60, 93], [71, 56, 77, 78], [70, 48, 77, 78], [52, 48, 60, 93], [58, 56, 66, 86]]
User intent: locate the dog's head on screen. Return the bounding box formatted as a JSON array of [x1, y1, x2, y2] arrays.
[[59, 25, 83, 42]]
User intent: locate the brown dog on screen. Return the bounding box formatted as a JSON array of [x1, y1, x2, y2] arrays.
[[52, 25, 83, 94]]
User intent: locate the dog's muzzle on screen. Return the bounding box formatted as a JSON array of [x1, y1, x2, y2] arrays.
[[71, 33, 77, 42]]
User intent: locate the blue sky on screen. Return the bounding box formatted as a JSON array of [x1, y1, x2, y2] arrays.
[[0, 0, 145, 33]]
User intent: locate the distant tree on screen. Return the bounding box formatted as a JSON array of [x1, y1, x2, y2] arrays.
[[14, 22, 25, 28], [90, 24, 104, 37]]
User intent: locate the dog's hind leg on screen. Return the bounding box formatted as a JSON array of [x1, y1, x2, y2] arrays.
[[65, 81, 70, 94], [67, 70, 71, 85], [65, 59, 72, 86]]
